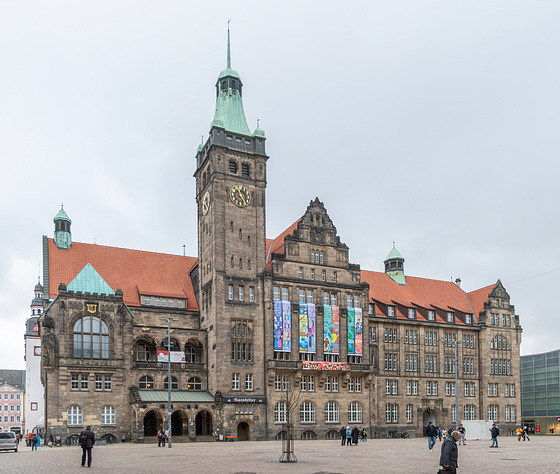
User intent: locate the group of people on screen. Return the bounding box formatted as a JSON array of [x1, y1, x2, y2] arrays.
[[156, 430, 168, 447], [515, 425, 531, 441], [339, 426, 367, 446]]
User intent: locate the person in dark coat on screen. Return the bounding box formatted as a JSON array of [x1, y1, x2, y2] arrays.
[[439, 430, 460, 473], [425, 421, 437, 451], [339, 426, 346, 446], [79, 425, 95, 467], [351, 427, 360, 445], [489, 423, 499, 448]]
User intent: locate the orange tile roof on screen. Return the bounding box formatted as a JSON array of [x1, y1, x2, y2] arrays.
[[467, 284, 495, 317], [47, 239, 198, 310], [361, 270, 477, 324], [266, 219, 301, 269]]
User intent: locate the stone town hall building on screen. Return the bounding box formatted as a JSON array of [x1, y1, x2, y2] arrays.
[[37, 36, 522, 444]]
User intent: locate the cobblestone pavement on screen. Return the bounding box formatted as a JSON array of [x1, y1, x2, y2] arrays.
[[1, 436, 557, 473]]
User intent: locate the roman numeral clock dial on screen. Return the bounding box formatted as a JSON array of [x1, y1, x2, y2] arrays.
[[230, 184, 251, 208]]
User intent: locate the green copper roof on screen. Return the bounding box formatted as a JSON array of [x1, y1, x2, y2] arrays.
[[54, 205, 71, 223], [68, 263, 115, 296], [384, 242, 404, 262], [252, 119, 265, 138], [137, 390, 215, 403], [387, 270, 407, 285], [211, 28, 251, 136]]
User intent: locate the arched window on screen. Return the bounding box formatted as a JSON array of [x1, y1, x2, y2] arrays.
[[326, 430, 339, 440], [164, 377, 178, 390], [348, 402, 363, 423], [73, 316, 109, 358], [185, 341, 202, 363], [311, 250, 315, 263], [325, 401, 339, 423], [274, 401, 287, 423], [187, 377, 202, 390], [101, 406, 116, 425], [139, 376, 154, 389], [67, 406, 83, 426], [136, 339, 156, 361], [300, 401, 316, 423], [301, 430, 317, 440]]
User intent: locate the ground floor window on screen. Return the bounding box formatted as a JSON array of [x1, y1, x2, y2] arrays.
[[67, 406, 83, 426], [101, 406, 116, 425]]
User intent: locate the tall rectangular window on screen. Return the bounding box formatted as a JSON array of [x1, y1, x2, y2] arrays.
[[245, 374, 253, 391], [249, 287, 255, 303], [228, 285, 234, 301], [232, 373, 240, 391]]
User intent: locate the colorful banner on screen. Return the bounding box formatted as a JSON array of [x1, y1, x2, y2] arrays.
[[347, 307, 355, 354], [282, 300, 291, 352], [355, 308, 363, 355], [157, 351, 185, 363], [298, 303, 316, 353], [308, 303, 316, 354], [302, 361, 347, 371], [323, 305, 339, 354], [274, 300, 283, 350]]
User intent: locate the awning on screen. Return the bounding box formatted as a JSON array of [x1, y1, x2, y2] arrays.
[[137, 390, 215, 403]]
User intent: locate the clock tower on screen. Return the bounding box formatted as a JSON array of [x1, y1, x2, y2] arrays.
[[194, 29, 268, 435]]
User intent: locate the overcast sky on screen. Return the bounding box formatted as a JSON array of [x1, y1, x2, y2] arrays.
[[1, 0, 558, 370]]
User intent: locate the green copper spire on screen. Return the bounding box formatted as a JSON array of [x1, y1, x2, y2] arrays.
[[54, 204, 72, 250], [211, 26, 251, 136], [384, 241, 406, 285]]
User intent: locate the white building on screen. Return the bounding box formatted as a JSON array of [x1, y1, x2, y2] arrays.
[[24, 279, 44, 433]]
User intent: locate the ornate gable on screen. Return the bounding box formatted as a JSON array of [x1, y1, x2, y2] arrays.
[[488, 279, 510, 300]]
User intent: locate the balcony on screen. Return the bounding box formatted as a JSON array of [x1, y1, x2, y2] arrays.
[[132, 361, 206, 373], [267, 360, 301, 370]]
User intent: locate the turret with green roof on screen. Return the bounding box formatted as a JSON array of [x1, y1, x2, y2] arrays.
[[54, 205, 72, 250], [384, 242, 406, 285]]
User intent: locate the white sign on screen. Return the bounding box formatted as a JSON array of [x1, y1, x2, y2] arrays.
[[157, 351, 185, 363]]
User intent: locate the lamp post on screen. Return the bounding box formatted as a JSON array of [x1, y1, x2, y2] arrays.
[[453, 339, 459, 431], [160, 317, 178, 448]]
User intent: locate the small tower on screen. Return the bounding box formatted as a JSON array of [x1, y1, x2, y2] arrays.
[[53, 205, 72, 250], [384, 242, 406, 285], [31, 277, 44, 316]]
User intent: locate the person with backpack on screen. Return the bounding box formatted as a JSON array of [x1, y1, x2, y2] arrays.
[[31, 432, 39, 451], [79, 425, 95, 467], [489, 423, 499, 448], [361, 428, 367, 442]]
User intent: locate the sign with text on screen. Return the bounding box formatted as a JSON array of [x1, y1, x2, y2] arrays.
[[157, 350, 185, 363], [223, 395, 266, 404], [302, 361, 348, 371]]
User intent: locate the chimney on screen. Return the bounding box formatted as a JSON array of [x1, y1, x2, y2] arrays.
[[455, 278, 461, 288]]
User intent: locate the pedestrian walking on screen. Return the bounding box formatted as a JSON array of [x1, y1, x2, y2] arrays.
[[489, 423, 499, 448], [425, 421, 437, 452], [351, 426, 360, 445], [79, 425, 95, 467], [439, 430, 460, 473], [48, 431, 54, 447], [31, 432, 38, 451], [458, 424, 466, 445], [361, 428, 367, 442], [157, 430, 162, 447], [516, 426, 523, 441], [340, 426, 346, 446], [26, 431, 32, 446], [523, 426, 531, 441], [161, 430, 167, 447], [345, 426, 352, 447], [437, 427, 442, 441]]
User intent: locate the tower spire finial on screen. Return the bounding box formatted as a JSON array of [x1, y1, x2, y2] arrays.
[[227, 20, 231, 69]]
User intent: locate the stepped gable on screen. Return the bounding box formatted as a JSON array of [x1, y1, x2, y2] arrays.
[[468, 281, 502, 317], [361, 270, 474, 324], [46, 239, 198, 310]]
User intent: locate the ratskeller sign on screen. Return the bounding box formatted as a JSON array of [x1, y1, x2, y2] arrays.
[[223, 395, 266, 404]]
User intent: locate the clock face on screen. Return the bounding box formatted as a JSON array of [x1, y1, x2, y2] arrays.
[[202, 191, 210, 215], [34, 346, 41, 356], [230, 185, 251, 208]]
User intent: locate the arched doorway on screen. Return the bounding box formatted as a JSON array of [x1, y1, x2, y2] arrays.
[[237, 422, 249, 441], [144, 410, 162, 437], [172, 410, 188, 436], [423, 409, 437, 429], [195, 410, 212, 436]]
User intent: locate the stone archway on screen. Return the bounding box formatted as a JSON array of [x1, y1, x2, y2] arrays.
[[423, 409, 437, 429], [237, 421, 250, 441], [144, 410, 162, 437], [171, 410, 188, 436], [195, 410, 212, 436]]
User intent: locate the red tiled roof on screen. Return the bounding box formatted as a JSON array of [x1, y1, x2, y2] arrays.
[[467, 284, 495, 318], [361, 270, 476, 324], [47, 239, 198, 310], [266, 219, 301, 269]]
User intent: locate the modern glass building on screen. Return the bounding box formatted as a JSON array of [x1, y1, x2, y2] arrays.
[[521, 349, 560, 435]]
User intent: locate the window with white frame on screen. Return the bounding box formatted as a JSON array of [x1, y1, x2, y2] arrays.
[[387, 306, 396, 317], [445, 382, 456, 396], [405, 354, 418, 372], [447, 312, 454, 323], [245, 374, 253, 391], [427, 310, 435, 321], [451, 405, 456, 423], [275, 401, 287, 423], [488, 405, 498, 422], [325, 376, 339, 392], [325, 401, 339, 422], [408, 308, 416, 319], [232, 373, 240, 391], [228, 285, 234, 301], [301, 375, 315, 392], [67, 406, 83, 426], [385, 353, 398, 371], [406, 404, 413, 423], [300, 401, 316, 423], [386, 404, 398, 423], [249, 287, 255, 302], [369, 304, 374, 315], [101, 406, 115, 425], [348, 402, 363, 423]]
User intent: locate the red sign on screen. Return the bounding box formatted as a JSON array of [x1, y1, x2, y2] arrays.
[[302, 361, 347, 371], [536, 425, 540, 433]]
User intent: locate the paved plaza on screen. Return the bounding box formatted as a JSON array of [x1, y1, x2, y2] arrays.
[[1, 436, 557, 473]]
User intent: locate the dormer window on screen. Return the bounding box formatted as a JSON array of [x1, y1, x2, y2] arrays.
[[388, 306, 395, 317], [447, 312, 454, 323], [427, 310, 435, 321], [408, 308, 416, 319], [465, 314, 472, 324]]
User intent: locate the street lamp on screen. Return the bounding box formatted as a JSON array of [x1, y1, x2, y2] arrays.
[[160, 317, 178, 448]]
